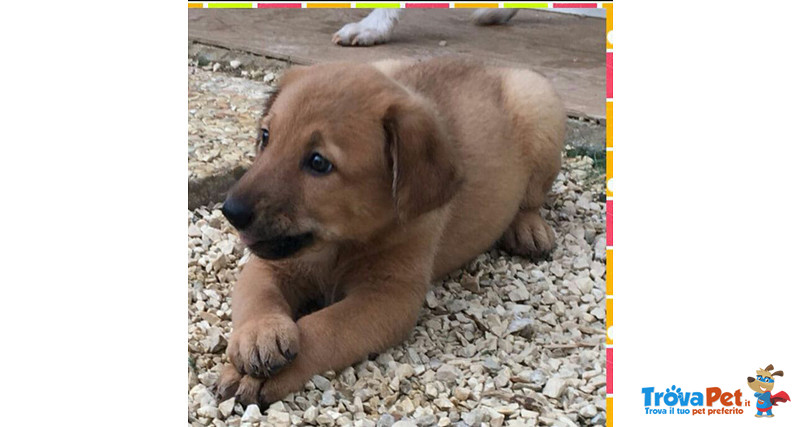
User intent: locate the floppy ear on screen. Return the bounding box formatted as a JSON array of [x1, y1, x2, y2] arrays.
[[383, 97, 461, 221], [772, 370, 784, 377], [765, 364, 774, 371]]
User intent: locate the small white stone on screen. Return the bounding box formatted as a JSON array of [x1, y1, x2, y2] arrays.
[[507, 317, 533, 334], [321, 389, 336, 406], [304, 406, 319, 423], [317, 413, 335, 426], [395, 363, 415, 380], [425, 291, 439, 308], [312, 374, 332, 391], [425, 382, 439, 398], [462, 409, 482, 426], [218, 397, 236, 418], [435, 364, 461, 383], [579, 404, 598, 417], [434, 397, 454, 409], [198, 405, 219, 419], [543, 377, 568, 398], [453, 386, 471, 401], [241, 404, 262, 422], [377, 414, 395, 427], [397, 396, 415, 415], [230, 60, 242, 69], [266, 408, 291, 426], [487, 408, 505, 427], [576, 277, 594, 294], [189, 384, 216, 407]]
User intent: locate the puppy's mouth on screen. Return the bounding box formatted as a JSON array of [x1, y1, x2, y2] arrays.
[[243, 232, 315, 260]]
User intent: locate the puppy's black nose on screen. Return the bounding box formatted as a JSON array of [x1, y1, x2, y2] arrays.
[[221, 197, 254, 229]]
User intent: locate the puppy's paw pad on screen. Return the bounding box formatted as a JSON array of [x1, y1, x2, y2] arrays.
[[227, 315, 300, 378], [500, 210, 556, 258]]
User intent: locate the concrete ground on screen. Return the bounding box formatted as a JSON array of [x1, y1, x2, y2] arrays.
[[188, 8, 606, 120]]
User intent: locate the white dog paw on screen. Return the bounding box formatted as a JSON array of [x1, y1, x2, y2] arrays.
[[332, 22, 387, 46], [332, 9, 399, 46]]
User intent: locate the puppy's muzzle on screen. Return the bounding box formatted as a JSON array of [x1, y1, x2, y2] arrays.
[[222, 197, 254, 230], [221, 196, 314, 260], [249, 232, 314, 260]]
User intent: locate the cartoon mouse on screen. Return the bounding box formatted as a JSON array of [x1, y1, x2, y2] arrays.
[[747, 364, 791, 417]]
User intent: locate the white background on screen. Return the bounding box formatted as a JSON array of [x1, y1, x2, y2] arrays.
[[0, 1, 798, 426], [616, 1, 799, 425]]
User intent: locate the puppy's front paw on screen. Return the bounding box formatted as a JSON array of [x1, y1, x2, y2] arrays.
[[332, 22, 388, 46], [216, 363, 243, 401], [216, 364, 266, 407], [227, 314, 299, 378], [215, 362, 309, 408], [500, 210, 556, 258]]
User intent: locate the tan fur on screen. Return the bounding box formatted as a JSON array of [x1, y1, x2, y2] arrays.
[[217, 58, 565, 406]]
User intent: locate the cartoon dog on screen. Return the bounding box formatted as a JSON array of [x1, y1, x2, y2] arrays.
[[747, 364, 791, 417]]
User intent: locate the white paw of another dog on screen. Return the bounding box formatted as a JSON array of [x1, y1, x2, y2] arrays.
[[332, 9, 399, 46], [332, 22, 388, 46]]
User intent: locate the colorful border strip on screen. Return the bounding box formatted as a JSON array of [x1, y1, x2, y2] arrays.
[[554, 2, 597, 7], [307, 2, 351, 7], [258, 3, 302, 7], [356, 3, 401, 7], [191, 2, 616, 9], [405, 2, 450, 7], [207, 2, 252, 8], [604, 4, 612, 427], [454, 2, 499, 7]]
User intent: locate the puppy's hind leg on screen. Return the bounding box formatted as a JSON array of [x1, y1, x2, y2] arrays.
[[500, 177, 558, 258], [498, 69, 565, 259], [333, 9, 401, 46]]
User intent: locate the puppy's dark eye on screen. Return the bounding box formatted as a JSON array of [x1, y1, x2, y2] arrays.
[[259, 128, 269, 149], [306, 153, 333, 175]]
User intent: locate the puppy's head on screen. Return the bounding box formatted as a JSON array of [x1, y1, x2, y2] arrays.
[[223, 63, 461, 260]]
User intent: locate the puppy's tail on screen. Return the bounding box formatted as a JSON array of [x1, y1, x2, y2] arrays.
[[471, 9, 519, 26]]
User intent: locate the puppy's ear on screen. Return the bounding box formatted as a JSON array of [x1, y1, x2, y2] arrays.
[[383, 97, 461, 221], [765, 364, 774, 372], [772, 370, 784, 377]]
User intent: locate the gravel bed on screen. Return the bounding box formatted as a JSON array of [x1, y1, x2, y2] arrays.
[[188, 65, 274, 208], [188, 64, 606, 427]]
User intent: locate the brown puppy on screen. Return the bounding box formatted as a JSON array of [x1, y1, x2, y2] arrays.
[[216, 57, 565, 406]]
